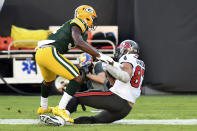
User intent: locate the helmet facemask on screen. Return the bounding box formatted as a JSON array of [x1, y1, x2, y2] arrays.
[[89, 16, 97, 30]]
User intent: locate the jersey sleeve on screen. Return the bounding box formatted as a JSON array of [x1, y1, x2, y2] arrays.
[[119, 54, 136, 66], [70, 18, 87, 33]]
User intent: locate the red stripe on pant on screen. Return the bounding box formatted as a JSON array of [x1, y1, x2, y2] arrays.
[[74, 91, 113, 97]]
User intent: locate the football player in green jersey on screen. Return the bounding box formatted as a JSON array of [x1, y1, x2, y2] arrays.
[[36, 5, 113, 123]]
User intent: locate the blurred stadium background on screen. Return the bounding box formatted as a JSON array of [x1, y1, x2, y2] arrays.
[[0, 0, 197, 130], [0, 0, 197, 94]]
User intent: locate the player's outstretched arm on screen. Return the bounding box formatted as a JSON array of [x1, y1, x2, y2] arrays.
[[86, 72, 106, 84], [72, 26, 114, 63], [72, 26, 100, 58], [103, 62, 133, 83]]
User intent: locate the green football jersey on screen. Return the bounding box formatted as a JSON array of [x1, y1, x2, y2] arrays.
[[48, 18, 88, 54]]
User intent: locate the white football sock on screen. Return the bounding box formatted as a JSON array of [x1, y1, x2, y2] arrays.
[[41, 97, 48, 110], [66, 110, 70, 116], [58, 92, 72, 110]]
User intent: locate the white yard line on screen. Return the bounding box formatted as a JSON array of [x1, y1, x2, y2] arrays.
[[0, 119, 40, 125], [113, 119, 197, 125], [0, 119, 197, 125]]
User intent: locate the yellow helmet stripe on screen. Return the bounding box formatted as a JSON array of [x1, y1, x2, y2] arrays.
[[70, 18, 86, 33]]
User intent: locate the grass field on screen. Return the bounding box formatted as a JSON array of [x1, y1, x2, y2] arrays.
[[0, 95, 197, 130]]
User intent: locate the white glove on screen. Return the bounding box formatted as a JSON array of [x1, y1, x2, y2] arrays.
[[97, 53, 114, 64], [102, 62, 108, 71]]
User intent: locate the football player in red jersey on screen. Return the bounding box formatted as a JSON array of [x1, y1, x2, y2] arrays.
[[40, 40, 145, 125]]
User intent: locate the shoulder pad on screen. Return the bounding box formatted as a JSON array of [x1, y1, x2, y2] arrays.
[[70, 18, 87, 33]]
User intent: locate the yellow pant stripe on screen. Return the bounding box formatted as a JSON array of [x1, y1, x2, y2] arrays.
[[36, 47, 79, 82]]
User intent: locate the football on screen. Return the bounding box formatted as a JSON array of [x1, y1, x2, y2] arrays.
[[55, 76, 69, 91]]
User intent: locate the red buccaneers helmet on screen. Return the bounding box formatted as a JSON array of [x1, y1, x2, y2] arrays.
[[114, 40, 140, 60]]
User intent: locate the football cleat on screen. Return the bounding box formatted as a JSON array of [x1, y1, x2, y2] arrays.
[[52, 106, 74, 123], [40, 115, 65, 126], [37, 106, 53, 114]]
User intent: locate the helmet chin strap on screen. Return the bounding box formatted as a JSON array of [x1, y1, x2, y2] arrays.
[[88, 16, 94, 30], [91, 25, 96, 31], [83, 19, 88, 27]]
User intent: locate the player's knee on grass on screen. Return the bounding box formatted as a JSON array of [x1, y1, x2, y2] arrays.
[[93, 104, 132, 123], [117, 105, 132, 120], [111, 103, 132, 122]]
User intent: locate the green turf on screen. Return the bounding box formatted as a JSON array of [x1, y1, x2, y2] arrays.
[[0, 95, 197, 119], [0, 95, 197, 130], [0, 124, 197, 131], [130, 95, 197, 119]]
